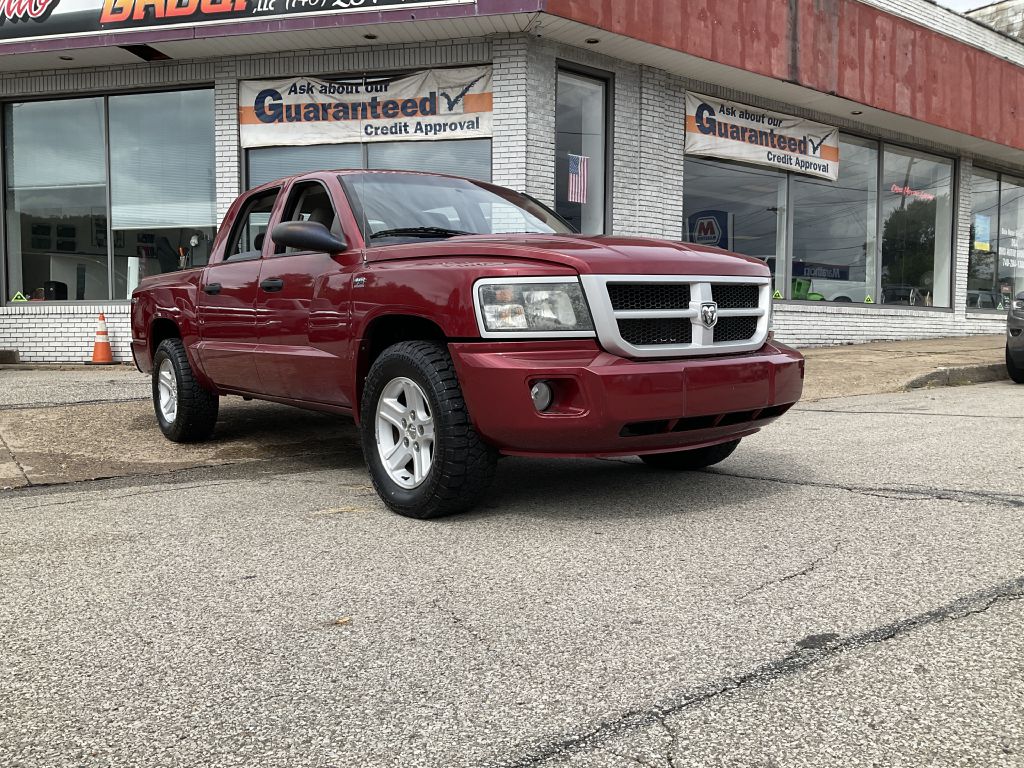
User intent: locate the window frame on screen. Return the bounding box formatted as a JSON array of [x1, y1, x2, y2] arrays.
[[968, 166, 1024, 314], [686, 133, 958, 310], [222, 187, 281, 264], [272, 179, 340, 257], [1, 85, 215, 305], [554, 61, 614, 236]]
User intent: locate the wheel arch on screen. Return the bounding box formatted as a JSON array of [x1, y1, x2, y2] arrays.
[[355, 314, 447, 415], [150, 317, 182, 362]]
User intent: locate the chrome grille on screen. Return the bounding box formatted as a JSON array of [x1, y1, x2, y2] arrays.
[[579, 274, 772, 359]]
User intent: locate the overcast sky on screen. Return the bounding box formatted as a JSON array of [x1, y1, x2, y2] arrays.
[[936, 0, 990, 12]]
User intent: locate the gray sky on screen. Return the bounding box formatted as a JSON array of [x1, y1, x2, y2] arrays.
[[936, 0, 990, 11]]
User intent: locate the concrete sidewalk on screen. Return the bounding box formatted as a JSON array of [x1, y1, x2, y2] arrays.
[[798, 333, 1008, 401], [0, 334, 1012, 490]]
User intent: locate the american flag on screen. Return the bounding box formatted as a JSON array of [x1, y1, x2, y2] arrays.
[[567, 153, 589, 204]]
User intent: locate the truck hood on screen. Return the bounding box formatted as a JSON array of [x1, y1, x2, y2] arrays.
[[366, 234, 771, 277]]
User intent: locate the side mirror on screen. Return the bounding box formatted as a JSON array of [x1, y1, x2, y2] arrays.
[[271, 220, 347, 253]]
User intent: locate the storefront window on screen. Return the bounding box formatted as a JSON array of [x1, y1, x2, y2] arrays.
[[996, 176, 1024, 308], [109, 90, 217, 299], [555, 69, 607, 234], [791, 137, 878, 302], [3, 90, 215, 303], [367, 139, 491, 181], [683, 157, 786, 292], [247, 139, 491, 189], [968, 170, 1002, 309], [4, 98, 108, 301], [880, 147, 953, 308]]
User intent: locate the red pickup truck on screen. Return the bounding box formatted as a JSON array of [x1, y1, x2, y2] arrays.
[[131, 171, 803, 518]]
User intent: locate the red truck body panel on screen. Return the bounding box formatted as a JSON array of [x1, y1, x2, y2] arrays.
[[131, 170, 803, 458]]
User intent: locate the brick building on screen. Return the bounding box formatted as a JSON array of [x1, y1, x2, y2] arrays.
[[0, 0, 1022, 361]]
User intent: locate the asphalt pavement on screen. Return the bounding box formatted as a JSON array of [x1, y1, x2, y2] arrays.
[[1, 338, 1022, 767]]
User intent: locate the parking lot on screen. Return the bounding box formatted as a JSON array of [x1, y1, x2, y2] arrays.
[[1, 365, 1022, 767]]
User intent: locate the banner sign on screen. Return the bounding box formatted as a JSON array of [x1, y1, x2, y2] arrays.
[[0, 0, 473, 44], [685, 93, 840, 181], [239, 67, 492, 148]]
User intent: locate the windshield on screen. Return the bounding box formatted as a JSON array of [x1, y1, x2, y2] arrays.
[[339, 172, 573, 245]]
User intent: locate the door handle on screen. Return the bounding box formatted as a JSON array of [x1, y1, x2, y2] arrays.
[[260, 278, 285, 292], [203, 283, 221, 295]]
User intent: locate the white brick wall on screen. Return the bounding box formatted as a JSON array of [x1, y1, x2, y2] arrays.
[[491, 36, 530, 193], [637, 67, 685, 240], [774, 303, 1006, 347], [0, 305, 131, 364]]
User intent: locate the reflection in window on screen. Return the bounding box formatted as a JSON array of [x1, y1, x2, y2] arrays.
[[246, 139, 492, 189], [277, 182, 339, 254], [4, 98, 108, 301], [368, 139, 491, 181], [109, 90, 217, 299], [995, 176, 1024, 309], [339, 172, 569, 244], [226, 190, 278, 261], [880, 147, 953, 308], [792, 137, 878, 303], [555, 70, 607, 234], [968, 170, 1003, 310], [683, 158, 785, 293]]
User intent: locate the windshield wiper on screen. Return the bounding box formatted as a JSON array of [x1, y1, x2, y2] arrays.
[[369, 226, 472, 240]]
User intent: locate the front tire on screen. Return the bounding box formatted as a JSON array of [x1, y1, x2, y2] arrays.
[[639, 439, 741, 470], [152, 338, 219, 442], [360, 341, 498, 519], [1008, 344, 1024, 384]]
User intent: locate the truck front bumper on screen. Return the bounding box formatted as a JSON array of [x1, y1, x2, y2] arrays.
[[449, 339, 804, 457]]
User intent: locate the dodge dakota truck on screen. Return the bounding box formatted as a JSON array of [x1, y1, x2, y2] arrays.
[[130, 170, 804, 518]]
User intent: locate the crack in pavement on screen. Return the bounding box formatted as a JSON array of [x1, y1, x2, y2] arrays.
[[0, 396, 148, 412], [793, 407, 1024, 419], [0, 479, 249, 514], [736, 540, 842, 602], [706, 470, 1024, 509], [0, 448, 355, 504], [493, 575, 1024, 768], [430, 596, 492, 648], [0, 429, 31, 488], [595, 460, 1024, 510]]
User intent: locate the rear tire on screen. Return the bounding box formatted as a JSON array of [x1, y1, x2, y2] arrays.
[[639, 439, 741, 470], [1008, 344, 1024, 384], [152, 338, 219, 442], [360, 340, 498, 519]]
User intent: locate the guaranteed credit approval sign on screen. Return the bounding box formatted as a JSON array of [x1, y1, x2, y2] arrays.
[[239, 67, 492, 149], [685, 93, 839, 181]]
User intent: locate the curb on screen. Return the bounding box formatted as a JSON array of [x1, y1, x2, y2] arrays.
[[0, 363, 134, 371], [904, 363, 1008, 390]]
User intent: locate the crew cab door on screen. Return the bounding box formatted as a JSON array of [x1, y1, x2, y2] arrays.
[[254, 177, 355, 406], [196, 186, 279, 393]]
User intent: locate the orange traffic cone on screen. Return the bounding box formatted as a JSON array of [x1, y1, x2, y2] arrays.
[[87, 313, 116, 365]]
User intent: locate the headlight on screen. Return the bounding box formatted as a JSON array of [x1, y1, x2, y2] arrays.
[[1013, 298, 1024, 312], [475, 279, 594, 335]]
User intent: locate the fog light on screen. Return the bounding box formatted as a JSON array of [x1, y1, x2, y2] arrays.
[[530, 381, 553, 411]]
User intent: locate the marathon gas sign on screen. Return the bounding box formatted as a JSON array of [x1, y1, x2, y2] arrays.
[[239, 67, 492, 148], [0, 0, 472, 43], [685, 93, 839, 181]]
